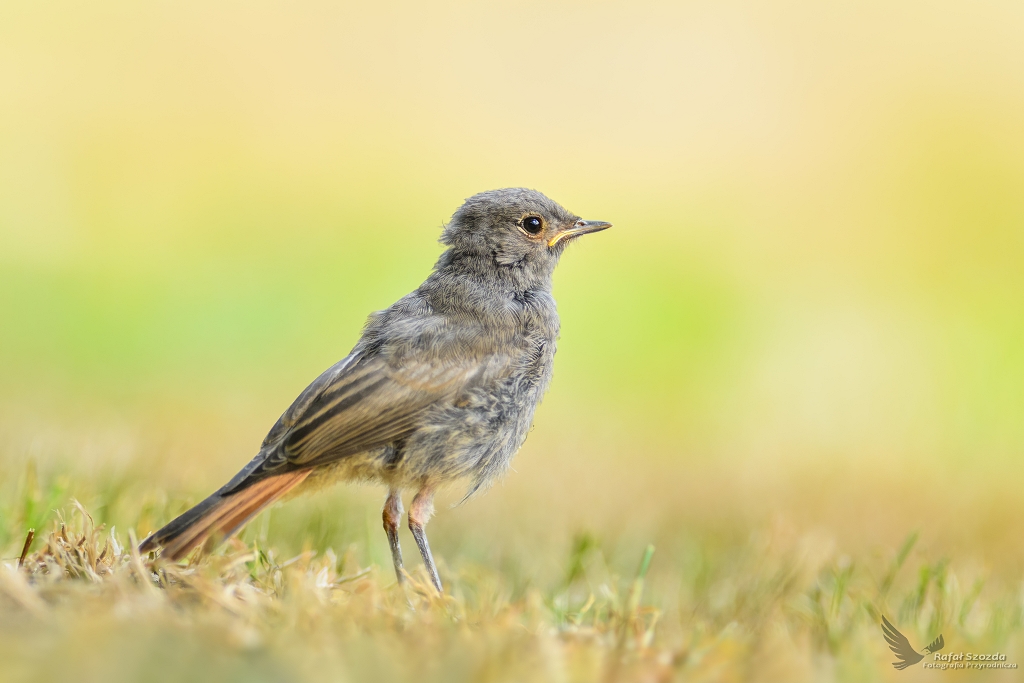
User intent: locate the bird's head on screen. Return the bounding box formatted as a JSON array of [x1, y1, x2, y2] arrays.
[[440, 188, 611, 285]]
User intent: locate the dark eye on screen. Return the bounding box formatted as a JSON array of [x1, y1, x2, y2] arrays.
[[522, 216, 543, 235]]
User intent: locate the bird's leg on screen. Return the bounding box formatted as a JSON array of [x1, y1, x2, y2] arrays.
[[408, 484, 442, 594], [382, 488, 405, 584]]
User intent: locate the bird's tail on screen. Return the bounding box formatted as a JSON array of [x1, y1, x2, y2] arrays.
[[138, 470, 311, 561]]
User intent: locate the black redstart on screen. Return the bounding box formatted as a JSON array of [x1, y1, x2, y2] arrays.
[[140, 188, 611, 593]]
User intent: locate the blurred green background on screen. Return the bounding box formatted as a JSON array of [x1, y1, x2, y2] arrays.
[[1, 3, 1024, 676]]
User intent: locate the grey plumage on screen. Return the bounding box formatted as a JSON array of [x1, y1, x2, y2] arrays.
[[140, 188, 611, 592]]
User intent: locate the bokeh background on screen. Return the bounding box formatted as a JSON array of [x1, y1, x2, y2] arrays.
[[2, 2, 1024, 681]]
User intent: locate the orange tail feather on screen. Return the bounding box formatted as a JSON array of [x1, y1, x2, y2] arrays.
[[145, 470, 310, 561]]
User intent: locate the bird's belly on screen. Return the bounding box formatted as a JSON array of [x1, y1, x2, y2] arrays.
[[390, 352, 554, 491], [289, 445, 394, 494]]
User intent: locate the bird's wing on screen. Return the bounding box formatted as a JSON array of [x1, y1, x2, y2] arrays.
[[881, 616, 923, 670], [221, 348, 483, 492], [924, 634, 944, 653]]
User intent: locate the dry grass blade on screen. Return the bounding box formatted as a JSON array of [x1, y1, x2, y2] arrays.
[[17, 529, 34, 569], [127, 528, 160, 596]]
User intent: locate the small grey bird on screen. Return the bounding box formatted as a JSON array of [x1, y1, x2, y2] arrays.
[[139, 188, 610, 593]]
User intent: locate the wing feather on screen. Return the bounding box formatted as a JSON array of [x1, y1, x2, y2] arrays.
[[223, 347, 481, 491]]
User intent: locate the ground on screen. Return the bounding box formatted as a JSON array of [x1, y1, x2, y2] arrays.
[[1, 433, 1021, 683]]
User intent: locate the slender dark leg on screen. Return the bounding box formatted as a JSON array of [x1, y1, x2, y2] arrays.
[[382, 488, 405, 584], [408, 484, 442, 594]]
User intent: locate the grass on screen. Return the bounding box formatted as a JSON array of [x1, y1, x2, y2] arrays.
[[2, 452, 1022, 683]]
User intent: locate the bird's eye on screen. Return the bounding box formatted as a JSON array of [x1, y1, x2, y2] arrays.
[[521, 216, 543, 235]]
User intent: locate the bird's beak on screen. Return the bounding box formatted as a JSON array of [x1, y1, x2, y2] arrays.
[[547, 219, 612, 247]]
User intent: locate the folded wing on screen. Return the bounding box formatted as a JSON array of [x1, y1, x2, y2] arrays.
[[221, 349, 481, 493]]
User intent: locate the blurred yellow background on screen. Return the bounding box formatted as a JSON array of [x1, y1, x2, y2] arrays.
[[1, 2, 1024, 680]]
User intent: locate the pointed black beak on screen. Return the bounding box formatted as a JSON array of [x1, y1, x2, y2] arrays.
[[548, 219, 612, 247]]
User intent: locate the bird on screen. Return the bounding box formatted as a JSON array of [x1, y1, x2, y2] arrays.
[[139, 188, 611, 593], [880, 615, 945, 670]]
